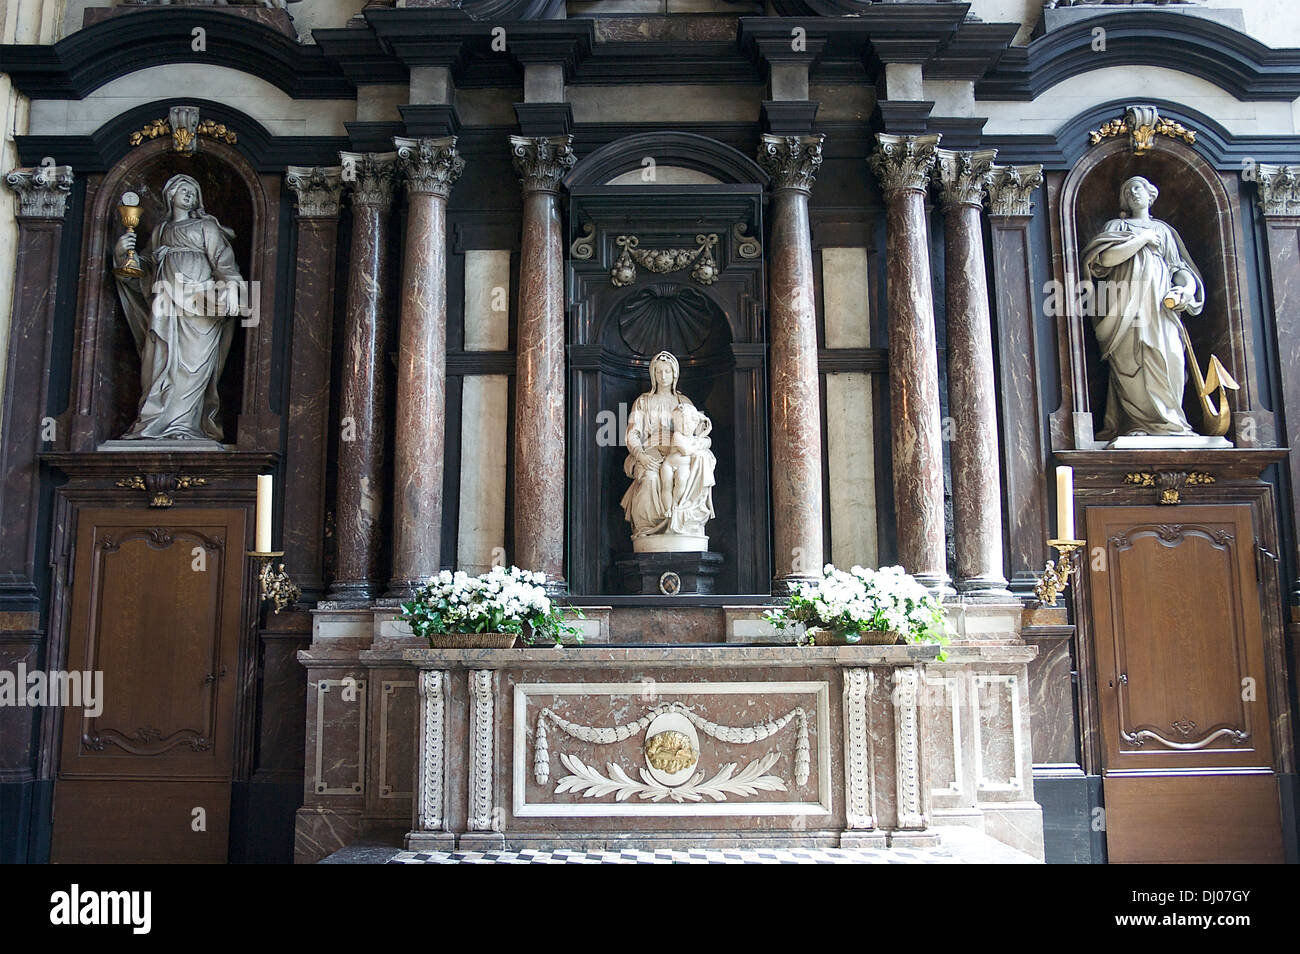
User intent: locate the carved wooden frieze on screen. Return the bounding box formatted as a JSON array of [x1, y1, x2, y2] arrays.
[[115, 473, 208, 508], [1123, 470, 1216, 505]]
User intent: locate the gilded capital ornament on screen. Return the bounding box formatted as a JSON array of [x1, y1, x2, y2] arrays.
[[393, 136, 465, 198], [757, 134, 825, 193], [286, 165, 344, 219], [1254, 163, 1300, 217], [868, 133, 941, 198], [510, 134, 576, 194], [5, 163, 75, 219], [339, 151, 399, 209], [986, 163, 1045, 217], [935, 148, 997, 210]]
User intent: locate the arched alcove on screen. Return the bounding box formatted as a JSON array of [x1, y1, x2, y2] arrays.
[[1056, 133, 1270, 447], [68, 124, 279, 451], [567, 134, 768, 594]]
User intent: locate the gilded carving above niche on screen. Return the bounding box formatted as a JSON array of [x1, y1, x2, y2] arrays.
[[1088, 104, 1196, 155]]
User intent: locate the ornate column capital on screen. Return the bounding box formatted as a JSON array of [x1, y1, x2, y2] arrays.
[[5, 164, 74, 219], [934, 148, 997, 210], [510, 134, 576, 194], [1254, 163, 1300, 217], [339, 151, 399, 209], [868, 133, 941, 199], [757, 134, 825, 194], [393, 136, 465, 199], [986, 164, 1045, 218], [286, 165, 344, 219]]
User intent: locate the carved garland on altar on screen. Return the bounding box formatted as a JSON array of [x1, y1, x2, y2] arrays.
[[534, 701, 811, 803], [1087, 104, 1196, 155]]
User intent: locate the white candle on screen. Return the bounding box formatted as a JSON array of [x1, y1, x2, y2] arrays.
[[256, 474, 273, 553], [1056, 465, 1075, 541]]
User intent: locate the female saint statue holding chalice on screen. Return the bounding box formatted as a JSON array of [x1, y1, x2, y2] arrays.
[[112, 174, 245, 442]]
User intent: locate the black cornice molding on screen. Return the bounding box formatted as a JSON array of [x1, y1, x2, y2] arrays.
[[15, 98, 347, 172], [988, 97, 1300, 170], [976, 11, 1300, 102], [0, 9, 352, 100]]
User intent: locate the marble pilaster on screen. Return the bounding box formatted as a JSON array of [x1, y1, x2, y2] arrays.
[[867, 134, 950, 593], [935, 149, 1012, 600], [1254, 163, 1300, 605], [757, 134, 826, 590], [284, 166, 344, 605], [510, 135, 575, 587], [986, 164, 1048, 598], [330, 153, 397, 601], [0, 164, 73, 611], [388, 136, 464, 598]]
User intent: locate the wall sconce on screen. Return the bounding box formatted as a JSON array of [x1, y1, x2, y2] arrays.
[[248, 474, 300, 614], [1034, 465, 1086, 605]]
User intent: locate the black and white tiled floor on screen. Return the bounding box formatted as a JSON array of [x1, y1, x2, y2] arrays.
[[387, 846, 959, 864]]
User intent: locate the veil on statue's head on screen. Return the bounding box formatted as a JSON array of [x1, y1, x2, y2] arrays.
[[648, 350, 681, 395], [160, 173, 236, 238], [1118, 176, 1159, 219]]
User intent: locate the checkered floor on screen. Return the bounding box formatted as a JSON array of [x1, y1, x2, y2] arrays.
[[388, 846, 961, 864]]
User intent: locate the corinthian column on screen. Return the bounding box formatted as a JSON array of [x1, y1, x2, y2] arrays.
[[330, 152, 397, 601], [757, 134, 825, 590], [868, 133, 950, 593], [0, 163, 72, 610], [388, 136, 464, 598], [935, 149, 1012, 599], [510, 135, 575, 589]]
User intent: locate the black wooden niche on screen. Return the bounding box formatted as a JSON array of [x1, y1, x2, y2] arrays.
[[567, 185, 769, 595]]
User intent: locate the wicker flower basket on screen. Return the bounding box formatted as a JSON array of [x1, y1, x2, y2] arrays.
[[426, 633, 519, 649], [805, 626, 901, 647]]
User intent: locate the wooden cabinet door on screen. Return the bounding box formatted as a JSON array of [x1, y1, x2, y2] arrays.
[[51, 508, 246, 863], [1087, 504, 1284, 863]]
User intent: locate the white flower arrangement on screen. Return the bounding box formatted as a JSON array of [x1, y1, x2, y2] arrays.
[[399, 565, 584, 647], [765, 564, 950, 657]]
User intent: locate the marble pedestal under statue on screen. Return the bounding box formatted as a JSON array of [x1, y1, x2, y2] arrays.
[[615, 550, 724, 596]]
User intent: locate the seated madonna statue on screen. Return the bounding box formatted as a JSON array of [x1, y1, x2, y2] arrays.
[[620, 351, 716, 552]]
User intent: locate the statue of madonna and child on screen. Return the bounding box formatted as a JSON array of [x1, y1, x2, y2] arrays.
[[110, 173, 246, 445], [620, 351, 717, 552]]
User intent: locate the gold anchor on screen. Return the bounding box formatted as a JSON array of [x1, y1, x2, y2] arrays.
[[1170, 309, 1239, 437]]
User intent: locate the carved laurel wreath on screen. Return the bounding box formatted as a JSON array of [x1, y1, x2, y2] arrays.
[[534, 701, 811, 803]]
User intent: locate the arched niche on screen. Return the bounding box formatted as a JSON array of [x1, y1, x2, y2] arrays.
[[1056, 134, 1271, 448], [567, 135, 768, 595], [68, 133, 280, 451]]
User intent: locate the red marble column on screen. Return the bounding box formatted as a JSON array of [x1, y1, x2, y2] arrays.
[[0, 163, 73, 610], [935, 148, 1012, 599], [330, 152, 397, 601], [388, 136, 464, 598], [868, 133, 950, 593], [758, 134, 826, 590], [284, 166, 344, 606], [510, 135, 575, 588]]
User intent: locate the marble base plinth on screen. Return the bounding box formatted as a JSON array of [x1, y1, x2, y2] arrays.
[[1106, 434, 1232, 449], [97, 439, 231, 452], [632, 534, 709, 553], [615, 550, 724, 595], [404, 830, 456, 851]]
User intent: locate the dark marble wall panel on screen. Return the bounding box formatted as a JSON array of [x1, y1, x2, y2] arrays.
[[1023, 627, 1080, 768]]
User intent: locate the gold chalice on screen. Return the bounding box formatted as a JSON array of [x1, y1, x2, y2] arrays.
[[114, 192, 143, 278]]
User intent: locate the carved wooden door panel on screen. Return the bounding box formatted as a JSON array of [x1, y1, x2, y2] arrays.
[[51, 508, 245, 863], [1087, 504, 1284, 863]]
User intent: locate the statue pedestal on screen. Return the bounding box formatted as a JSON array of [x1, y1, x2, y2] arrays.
[[1107, 435, 1232, 449], [615, 550, 724, 596]]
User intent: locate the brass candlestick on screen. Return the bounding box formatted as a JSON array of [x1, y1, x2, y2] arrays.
[[1033, 539, 1085, 605], [115, 192, 144, 278], [248, 550, 300, 614]]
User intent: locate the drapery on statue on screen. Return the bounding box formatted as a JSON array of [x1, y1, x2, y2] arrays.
[[1081, 174, 1234, 440], [620, 351, 717, 551], [113, 174, 243, 442]]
